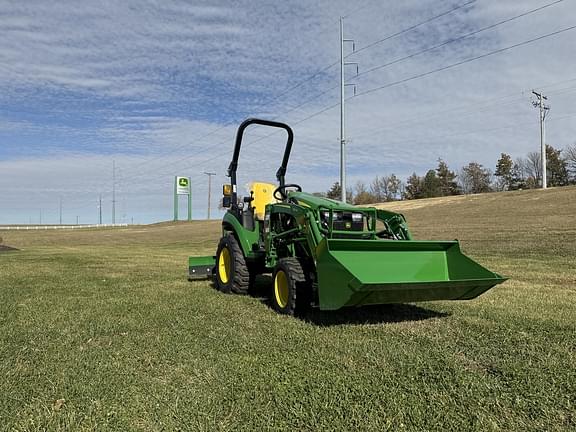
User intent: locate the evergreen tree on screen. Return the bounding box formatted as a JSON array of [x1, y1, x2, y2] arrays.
[[326, 182, 353, 202], [404, 173, 423, 200], [510, 160, 527, 190], [326, 182, 341, 199], [494, 153, 514, 191], [436, 159, 459, 196], [421, 170, 441, 198], [546, 144, 569, 187]]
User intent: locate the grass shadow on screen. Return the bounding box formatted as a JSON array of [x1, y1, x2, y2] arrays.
[[301, 303, 449, 326], [249, 275, 449, 326]]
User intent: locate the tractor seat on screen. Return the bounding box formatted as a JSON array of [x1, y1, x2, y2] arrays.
[[249, 181, 277, 220]]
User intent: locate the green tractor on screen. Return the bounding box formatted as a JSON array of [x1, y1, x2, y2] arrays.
[[189, 118, 506, 315]]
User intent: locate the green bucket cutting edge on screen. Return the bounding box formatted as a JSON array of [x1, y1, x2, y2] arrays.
[[316, 238, 506, 310]]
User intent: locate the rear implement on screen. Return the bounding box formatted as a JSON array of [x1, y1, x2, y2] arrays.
[[188, 255, 215, 281]]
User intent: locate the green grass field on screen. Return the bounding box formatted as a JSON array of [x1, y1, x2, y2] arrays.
[[1, 187, 575, 431]]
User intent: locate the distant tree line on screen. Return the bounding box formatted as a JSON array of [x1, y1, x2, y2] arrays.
[[319, 143, 576, 204]]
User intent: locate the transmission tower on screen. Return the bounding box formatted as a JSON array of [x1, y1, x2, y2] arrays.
[[339, 17, 358, 203]]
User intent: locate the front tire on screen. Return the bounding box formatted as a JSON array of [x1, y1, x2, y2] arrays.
[[271, 258, 309, 316], [215, 234, 250, 294]]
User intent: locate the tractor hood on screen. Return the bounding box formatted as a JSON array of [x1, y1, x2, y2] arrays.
[[288, 191, 381, 213]]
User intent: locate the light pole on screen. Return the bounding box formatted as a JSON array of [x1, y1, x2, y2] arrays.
[[204, 172, 216, 220]]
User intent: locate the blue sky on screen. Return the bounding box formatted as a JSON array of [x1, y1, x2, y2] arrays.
[[1, 0, 575, 224]]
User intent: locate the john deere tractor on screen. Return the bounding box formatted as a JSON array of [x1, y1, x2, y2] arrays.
[[189, 118, 505, 315]]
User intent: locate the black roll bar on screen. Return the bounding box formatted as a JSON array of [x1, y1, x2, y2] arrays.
[[227, 118, 294, 211]]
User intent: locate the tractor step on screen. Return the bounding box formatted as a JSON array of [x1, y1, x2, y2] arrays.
[[188, 256, 216, 281]]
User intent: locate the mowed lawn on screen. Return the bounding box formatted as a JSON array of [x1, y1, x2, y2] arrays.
[[1, 187, 575, 431]]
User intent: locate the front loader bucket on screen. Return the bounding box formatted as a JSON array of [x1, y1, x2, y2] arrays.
[[188, 256, 215, 281], [316, 239, 506, 310]]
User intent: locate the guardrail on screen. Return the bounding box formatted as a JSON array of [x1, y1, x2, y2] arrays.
[[0, 224, 129, 231]]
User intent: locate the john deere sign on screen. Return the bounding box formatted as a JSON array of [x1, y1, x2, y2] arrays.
[[176, 176, 190, 195], [174, 176, 192, 221]]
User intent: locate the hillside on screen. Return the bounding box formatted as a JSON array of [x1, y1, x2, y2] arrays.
[[376, 186, 576, 259]]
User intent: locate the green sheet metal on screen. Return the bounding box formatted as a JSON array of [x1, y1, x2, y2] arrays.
[[188, 255, 215, 280], [316, 239, 506, 310]]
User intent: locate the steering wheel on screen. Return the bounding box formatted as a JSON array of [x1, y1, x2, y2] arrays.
[[273, 183, 302, 200]]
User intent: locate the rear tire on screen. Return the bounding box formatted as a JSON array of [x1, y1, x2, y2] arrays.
[[271, 258, 309, 316], [215, 234, 250, 294]]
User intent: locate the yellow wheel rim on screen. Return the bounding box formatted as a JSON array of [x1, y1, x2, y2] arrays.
[[274, 270, 289, 309], [218, 247, 231, 284]]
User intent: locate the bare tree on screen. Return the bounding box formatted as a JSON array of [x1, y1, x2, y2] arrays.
[[370, 176, 387, 202], [525, 152, 541, 186], [354, 181, 376, 204], [355, 181, 368, 196], [566, 144, 576, 183], [458, 168, 473, 194], [514, 157, 528, 180]]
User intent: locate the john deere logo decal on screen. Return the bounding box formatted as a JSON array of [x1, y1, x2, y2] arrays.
[[176, 176, 190, 195]]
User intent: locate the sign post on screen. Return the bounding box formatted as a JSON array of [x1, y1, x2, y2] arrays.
[[174, 176, 192, 221]]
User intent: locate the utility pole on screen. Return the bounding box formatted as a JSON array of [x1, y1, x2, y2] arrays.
[[204, 172, 216, 220], [112, 160, 116, 224], [532, 91, 550, 189], [59, 197, 63, 225], [76, 215, 79, 225], [98, 194, 102, 225], [339, 17, 357, 203]]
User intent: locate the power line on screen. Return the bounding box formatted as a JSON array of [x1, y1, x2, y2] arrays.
[[354, 24, 576, 99], [115, 2, 486, 181], [124, 76, 576, 190], [0, 1, 489, 189], [117, 61, 343, 178], [341, 1, 373, 19], [348, 111, 576, 168], [349, 0, 476, 57], [127, 99, 341, 188], [349, 77, 576, 141], [247, 0, 564, 139], [119, 81, 341, 184], [352, 0, 566, 81]]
